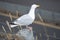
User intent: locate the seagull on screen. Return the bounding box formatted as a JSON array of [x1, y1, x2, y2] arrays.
[[10, 4, 40, 28]]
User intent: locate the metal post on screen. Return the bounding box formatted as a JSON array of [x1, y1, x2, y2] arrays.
[[9, 13, 12, 21], [53, 32, 56, 38], [36, 35, 38, 40], [37, 13, 44, 22], [19, 25, 22, 30], [39, 33, 42, 40], [6, 21, 12, 33], [47, 35, 49, 40], [16, 10, 19, 17], [2, 26, 6, 33]]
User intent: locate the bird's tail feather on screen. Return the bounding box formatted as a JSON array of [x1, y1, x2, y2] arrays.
[[9, 22, 17, 28], [10, 25, 18, 28]]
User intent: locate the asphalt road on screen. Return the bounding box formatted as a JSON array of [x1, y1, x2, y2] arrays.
[[0, 15, 60, 40]]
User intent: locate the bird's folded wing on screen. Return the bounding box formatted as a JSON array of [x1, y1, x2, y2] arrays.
[[13, 14, 34, 25]]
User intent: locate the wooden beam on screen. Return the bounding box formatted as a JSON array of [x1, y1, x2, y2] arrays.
[[34, 21, 60, 29], [0, 12, 60, 29]]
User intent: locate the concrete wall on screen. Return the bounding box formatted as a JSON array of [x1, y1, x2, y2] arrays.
[[0, 2, 60, 24]]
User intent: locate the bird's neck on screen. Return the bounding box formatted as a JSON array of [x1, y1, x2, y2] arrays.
[[28, 7, 36, 19]]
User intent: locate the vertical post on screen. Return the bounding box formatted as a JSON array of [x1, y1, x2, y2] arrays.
[[47, 35, 49, 40], [2, 26, 6, 33], [6, 21, 12, 33], [53, 32, 56, 38], [19, 25, 22, 30], [43, 26, 47, 35], [16, 10, 19, 17], [2, 26, 7, 40], [40, 33, 42, 37], [36, 35, 38, 40], [39, 33, 42, 40], [9, 13, 12, 21], [44, 27, 49, 40], [37, 13, 44, 22]]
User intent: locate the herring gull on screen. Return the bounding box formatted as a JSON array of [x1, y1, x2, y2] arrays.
[[10, 4, 40, 28]]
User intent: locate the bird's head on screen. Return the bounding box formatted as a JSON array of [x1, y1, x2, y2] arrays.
[[31, 4, 40, 8]]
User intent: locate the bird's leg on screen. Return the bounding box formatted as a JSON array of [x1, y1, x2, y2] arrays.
[[26, 25, 32, 31]]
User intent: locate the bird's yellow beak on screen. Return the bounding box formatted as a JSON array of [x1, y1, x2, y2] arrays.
[[37, 5, 40, 7]]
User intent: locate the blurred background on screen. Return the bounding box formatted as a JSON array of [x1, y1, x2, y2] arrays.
[[0, 0, 60, 40]]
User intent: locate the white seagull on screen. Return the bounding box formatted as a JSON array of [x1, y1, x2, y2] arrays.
[[10, 4, 40, 28]]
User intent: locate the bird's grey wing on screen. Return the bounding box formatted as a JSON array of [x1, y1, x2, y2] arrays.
[[14, 14, 34, 25]]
